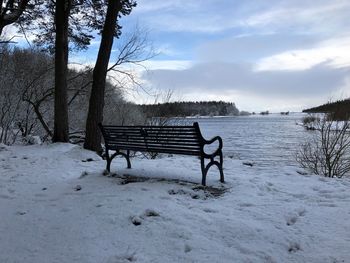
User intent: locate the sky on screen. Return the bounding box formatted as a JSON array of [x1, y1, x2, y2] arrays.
[[6, 0, 350, 112], [107, 0, 350, 112]]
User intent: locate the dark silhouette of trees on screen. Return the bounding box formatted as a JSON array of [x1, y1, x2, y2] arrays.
[[303, 99, 350, 120], [2, 0, 141, 149], [0, 0, 29, 37], [18, 1, 110, 142], [19, 1, 107, 52], [140, 101, 240, 118]]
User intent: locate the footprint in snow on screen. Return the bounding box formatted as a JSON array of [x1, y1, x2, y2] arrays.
[[286, 208, 306, 226], [184, 244, 192, 253], [238, 203, 255, 208], [288, 242, 301, 253], [130, 216, 142, 226], [82, 158, 94, 162], [16, 211, 26, 215], [74, 185, 82, 191], [202, 208, 218, 213], [143, 209, 160, 217], [286, 215, 298, 226], [297, 208, 306, 216], [131, 209, 160, 226], [106, 252, 137, 263]]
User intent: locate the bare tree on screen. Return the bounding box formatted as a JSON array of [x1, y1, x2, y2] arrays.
[[107, 26, 154, 88], [0, 46, 31, 144], [22, 69, 55, 139], [0, 84, 22, 144], [296, 114, 350, 178]]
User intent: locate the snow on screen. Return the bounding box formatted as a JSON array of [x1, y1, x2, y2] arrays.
[[1, 143, 350, 263]]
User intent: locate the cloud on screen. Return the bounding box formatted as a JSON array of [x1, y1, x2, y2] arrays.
[[133, 0, 198, 14], [131, 0, 350, 36], [141, 60, 192, 70], [130, 0, 245, 33], [238, 1, 350, 38], [142, 61, 350, 111], [256, 36, 350, 71], [196, 33, 322, 62]]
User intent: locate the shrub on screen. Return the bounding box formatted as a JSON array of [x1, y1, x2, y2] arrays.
[[302, 115, 320, 126], [296, 115, 350, 178]]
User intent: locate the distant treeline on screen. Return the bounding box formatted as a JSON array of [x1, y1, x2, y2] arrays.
[[140, 101, 240, 117], [303, 99, 350, 120]]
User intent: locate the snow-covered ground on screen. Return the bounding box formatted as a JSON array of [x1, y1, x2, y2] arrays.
[[1, 143, 350, 263]]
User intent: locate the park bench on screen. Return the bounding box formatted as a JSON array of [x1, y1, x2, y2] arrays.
[[98, 122, 224, 186]]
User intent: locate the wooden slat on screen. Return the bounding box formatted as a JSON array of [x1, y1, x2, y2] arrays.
[[105, 130, 197, 135], [108, 145, 200, 155], [106, 138, 200, 147], [107, 139, 199, 146], [107, 140, 200, 149], [105, 135, 199, 143], [105, 135, 198, 142], [104, 127, 195, 132], [105, 130, 198, 136], [103, 125, 195, 129], [108, 142, 200, 151], [105, 128, 196, 133]]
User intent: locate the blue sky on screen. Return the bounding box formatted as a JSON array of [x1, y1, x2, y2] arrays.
[[108, 0, 350, 112], [9, 0, 349, 112]]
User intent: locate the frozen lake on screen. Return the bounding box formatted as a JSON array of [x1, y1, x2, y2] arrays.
[[190, 113, 309, 170]]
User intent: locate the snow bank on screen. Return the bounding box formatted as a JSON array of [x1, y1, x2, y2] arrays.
[[0, 144, 349, 262]]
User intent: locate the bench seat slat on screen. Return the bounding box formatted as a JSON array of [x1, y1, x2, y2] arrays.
[[103, 125, 194, 130], [109, 145, 200, 155], [107, 132, 196, 136], [105, 128, 196, 132], [104, 136, 200, 143], [106, 139, 200, 147], [106, 130, 196, 134], [105, 131, 198, 136], [107, 142, 200, 151], [105, 134, 199, 141]]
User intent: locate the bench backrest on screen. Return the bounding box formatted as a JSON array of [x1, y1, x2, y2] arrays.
[[99, 123, 204, 156]]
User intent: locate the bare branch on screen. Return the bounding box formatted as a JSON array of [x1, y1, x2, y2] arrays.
[[0, 0, 30, 36]]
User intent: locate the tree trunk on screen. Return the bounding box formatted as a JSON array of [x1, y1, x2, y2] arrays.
[[84, 0, 122, 152], [53, 0, 70, 142]]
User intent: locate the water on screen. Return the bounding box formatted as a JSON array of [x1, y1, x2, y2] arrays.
[[190, 113, 310, 170]]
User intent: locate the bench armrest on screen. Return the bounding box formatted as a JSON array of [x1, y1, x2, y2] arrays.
[[201, 135, 223, 157], [204, 136, 222, 147]]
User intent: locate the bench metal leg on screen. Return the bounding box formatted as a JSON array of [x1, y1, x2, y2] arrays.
[[105, 149, 132, 172], [126, 150, 131, 169], [219, 151, 224, 183], [200, 157, 207, 186], [106, 158, 112, 172], [106, 149, 111, 172], [200, 150, 225, 186]]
